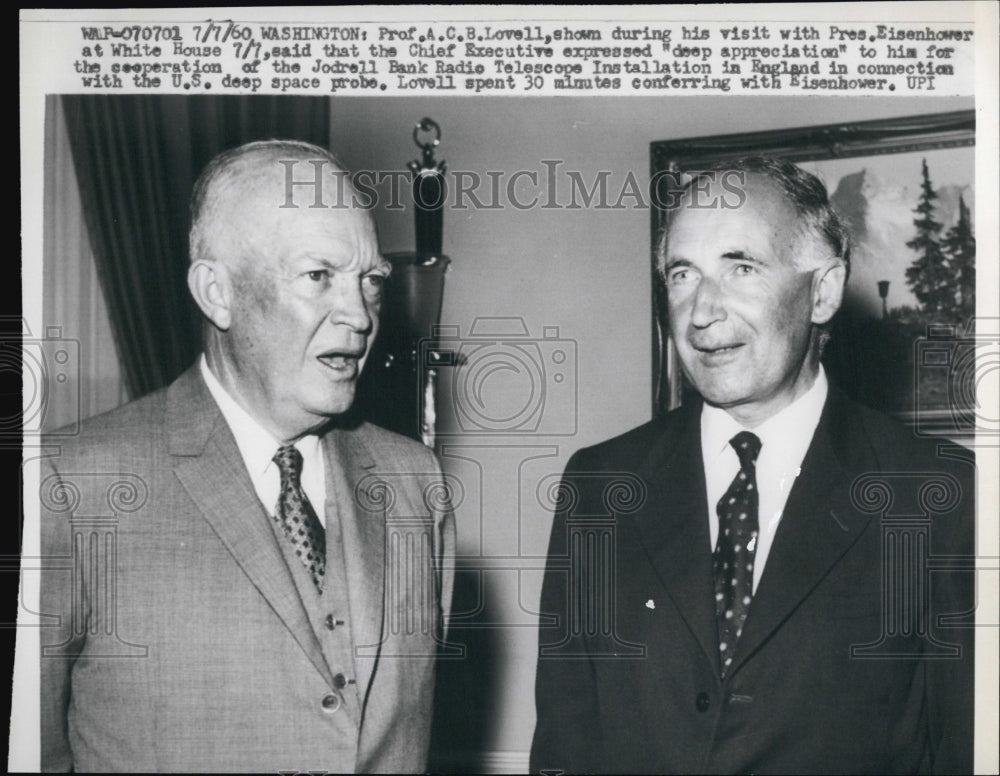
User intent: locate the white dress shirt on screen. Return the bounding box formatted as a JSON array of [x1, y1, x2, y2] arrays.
[[200, 356, 327, 525], [701, 367, 828, 592]]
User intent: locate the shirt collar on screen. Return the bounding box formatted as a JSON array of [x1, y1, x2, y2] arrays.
[[701, 366, 829, 460], [199, 355, 321, 480]]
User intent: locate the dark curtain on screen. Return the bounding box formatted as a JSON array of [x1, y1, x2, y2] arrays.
[[61, 95, 331, 399]]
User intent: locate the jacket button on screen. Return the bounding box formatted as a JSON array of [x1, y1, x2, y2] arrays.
[[333, 673, 348, 690], [696, 692, 711, 712], [325, 614, 336, 631], [321, 692, 342, 713]]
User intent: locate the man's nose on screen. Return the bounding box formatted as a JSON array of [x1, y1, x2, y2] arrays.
[[329, 278, 373, 333], [689, 277, 727, 328]]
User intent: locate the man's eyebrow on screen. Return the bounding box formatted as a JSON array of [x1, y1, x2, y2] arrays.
[[662, 257, 693, 272], [721, 250, 764, 264], [288, 254, 390, 273], [284, 255, 340, 273]]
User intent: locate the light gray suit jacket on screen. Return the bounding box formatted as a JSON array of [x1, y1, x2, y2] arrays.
[[40, 364, 455, 773]]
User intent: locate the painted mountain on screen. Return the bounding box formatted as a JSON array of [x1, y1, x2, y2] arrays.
[[828, 167, 974, 318]]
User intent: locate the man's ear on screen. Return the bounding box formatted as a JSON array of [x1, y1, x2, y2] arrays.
[[187, 259, 233, 331], [811, 261, 846, 325]]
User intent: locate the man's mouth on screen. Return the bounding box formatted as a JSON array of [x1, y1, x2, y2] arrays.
[[692, 342, 744, 361], [316, 351, 363, 374]]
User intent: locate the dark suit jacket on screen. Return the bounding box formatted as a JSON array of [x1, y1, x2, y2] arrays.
[[531, 387, 974, 774], [39, 364, 454, 773]]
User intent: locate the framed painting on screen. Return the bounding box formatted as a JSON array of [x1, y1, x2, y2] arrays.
[[650, 110, 977, 441]]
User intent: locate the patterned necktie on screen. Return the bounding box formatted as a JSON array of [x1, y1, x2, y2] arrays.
[[272, 445, 326, 592], [713, 431, 762, 677]]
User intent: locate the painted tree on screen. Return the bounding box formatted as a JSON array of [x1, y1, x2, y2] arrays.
[[904, 159, 951, 318], [940, 194, 976, 322]]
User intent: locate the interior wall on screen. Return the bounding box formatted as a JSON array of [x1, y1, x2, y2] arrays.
[[325, 94, 972, 769]]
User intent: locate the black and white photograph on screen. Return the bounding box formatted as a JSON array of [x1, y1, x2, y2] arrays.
[[14, 5, 998, 774]]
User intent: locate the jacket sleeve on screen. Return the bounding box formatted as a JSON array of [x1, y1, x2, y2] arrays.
[[926, 454, 976, 775], [429, 452, 456, 643], [38, 455, 85, 772], [530, 451, 604, 775]]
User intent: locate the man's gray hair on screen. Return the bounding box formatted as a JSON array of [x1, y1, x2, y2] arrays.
[[657, 155, 851, 280], [188, 139, 344, 265]]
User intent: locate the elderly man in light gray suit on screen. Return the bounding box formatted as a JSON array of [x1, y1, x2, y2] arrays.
[[40, 140, 454, 772]]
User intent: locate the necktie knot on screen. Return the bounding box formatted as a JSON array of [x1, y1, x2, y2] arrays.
[[730, 431, 761, 471], [273, 444, 304, 481]]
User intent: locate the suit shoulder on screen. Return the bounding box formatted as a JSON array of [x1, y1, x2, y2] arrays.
[[350, 422, 442, 470], [838, 395, 975, 555], [568, 414, 677, 473], [42, 387, 170, 465], [833, 393, 974, 529], [840, 394, 972, 472]]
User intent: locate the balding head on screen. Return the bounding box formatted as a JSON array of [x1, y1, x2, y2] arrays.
[[189, 140, 354, 272]]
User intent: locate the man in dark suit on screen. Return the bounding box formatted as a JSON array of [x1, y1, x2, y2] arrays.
[[39, 140, 454, 772], [531, 157, 974, 774]]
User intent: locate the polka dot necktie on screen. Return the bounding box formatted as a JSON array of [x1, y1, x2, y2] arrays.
[[273, 445, 326, 592], [713, 431, 761, 677]]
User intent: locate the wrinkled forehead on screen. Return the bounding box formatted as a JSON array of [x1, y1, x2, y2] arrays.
[[678, 172, 796, 218], [209, 150, 352, 216], [665, 174, 803, 254]]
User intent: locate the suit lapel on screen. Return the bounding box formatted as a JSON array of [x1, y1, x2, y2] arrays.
[[730, 387, 877, 674], [323, 426, 383, 707], [635, 401, 722, 672], [167, 365, 335, 689]]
